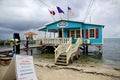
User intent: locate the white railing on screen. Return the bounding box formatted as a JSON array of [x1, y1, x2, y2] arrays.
[[42, 38, 70, 45], [54, 38, 72, 63], [66, 38, 82, 64]]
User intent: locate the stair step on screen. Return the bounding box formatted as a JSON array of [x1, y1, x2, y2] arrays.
[[55, 62, 67, 66], [59, 55, 66, 57], [58, 57, 66, 60], [57, 61, 66, 63], [57, 60, 66, 63], [61, 53, 66, 55]]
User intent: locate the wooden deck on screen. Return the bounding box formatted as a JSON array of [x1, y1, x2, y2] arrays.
[[0, 44, 42, 54]]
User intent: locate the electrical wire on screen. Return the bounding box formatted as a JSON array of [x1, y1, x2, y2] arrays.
[[37, 0, 53, 9], [83, 0, 95, 22]]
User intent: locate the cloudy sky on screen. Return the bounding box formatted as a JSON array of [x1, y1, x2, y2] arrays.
[[0, 0, 120, 40]]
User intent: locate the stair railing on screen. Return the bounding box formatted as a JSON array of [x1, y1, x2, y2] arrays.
[[66, 43, 72, 64], [54, 38, 72, 63], [66, 38, 82, 64], [54, 44, 62, 63]]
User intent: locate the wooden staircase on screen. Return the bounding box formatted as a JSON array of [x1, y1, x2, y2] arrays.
[[55, 53, 67, 65], [55, 38, 82, 66]]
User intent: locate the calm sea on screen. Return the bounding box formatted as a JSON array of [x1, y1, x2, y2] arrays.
[[102, 38, 120, 68], [0, 38, 120, 68]]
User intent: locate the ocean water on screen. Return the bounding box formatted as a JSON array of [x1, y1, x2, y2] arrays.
[[102, 38, 120, 68], [20, 38, 120, 68], [0, 38, 120, 68]]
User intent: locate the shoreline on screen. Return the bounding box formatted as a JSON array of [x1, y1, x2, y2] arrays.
[[34, 57, 120, 80], [34, 59, 120, 80], [35, 62, 120, 79], [0, 56, 120, 80]]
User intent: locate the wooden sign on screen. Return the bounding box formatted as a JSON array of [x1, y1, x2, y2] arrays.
[[2, 55, 38, 80]]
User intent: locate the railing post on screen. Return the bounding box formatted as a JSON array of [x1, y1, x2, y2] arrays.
[[55, 50, 56, 63]]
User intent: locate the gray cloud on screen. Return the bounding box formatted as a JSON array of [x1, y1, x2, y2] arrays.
[[0, 0, 120, 40]]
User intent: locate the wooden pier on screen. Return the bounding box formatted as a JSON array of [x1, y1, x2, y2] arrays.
[[0, 44, 42, 54]]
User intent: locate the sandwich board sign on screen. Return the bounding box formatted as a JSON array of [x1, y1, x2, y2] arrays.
[[2, 55, 38, 80]]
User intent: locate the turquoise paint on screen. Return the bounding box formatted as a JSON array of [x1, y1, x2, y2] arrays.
[[39, 20, 104, 44], [83, 24, 103, 44], [64, 30, 68, 38], [43, 20, 83, 30]]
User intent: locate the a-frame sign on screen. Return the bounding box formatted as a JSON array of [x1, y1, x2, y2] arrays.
[[2, 55, 38, 80]]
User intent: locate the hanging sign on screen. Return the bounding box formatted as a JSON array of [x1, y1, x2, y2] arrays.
[[57, 21, 68, 28]]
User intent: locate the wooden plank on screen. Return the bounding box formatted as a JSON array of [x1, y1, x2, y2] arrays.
[[0, 57, 12, 61], [0, 45, 42, 54]]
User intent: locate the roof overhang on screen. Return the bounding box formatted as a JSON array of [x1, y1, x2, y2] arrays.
[[38, 19, 104, 31]]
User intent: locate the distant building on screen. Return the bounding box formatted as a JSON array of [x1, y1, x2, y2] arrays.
[[24, 32, 38, 40]]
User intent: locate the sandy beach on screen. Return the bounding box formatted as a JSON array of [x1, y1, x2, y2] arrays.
[[0, 56, 120, 80]]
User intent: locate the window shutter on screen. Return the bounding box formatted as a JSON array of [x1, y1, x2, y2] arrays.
[[96, 28, 99, 38], [82, 30, 84, 38], [86, 29, 89, 38], [67, 30, 70, 37]]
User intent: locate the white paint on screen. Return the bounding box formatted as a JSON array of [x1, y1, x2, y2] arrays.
[[2, 55, 38, 80], [15, 55, 38, 80]]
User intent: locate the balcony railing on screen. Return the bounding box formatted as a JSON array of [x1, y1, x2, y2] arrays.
[[40, 38, 71, 45]]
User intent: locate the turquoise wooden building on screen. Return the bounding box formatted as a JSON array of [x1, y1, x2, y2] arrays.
[[38, 20, 104, 65]]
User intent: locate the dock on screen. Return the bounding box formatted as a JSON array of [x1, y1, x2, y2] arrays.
[[0, 44, 42, 54]]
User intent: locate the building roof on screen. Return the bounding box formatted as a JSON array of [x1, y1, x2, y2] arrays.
[[45, 19, 104, 27], [38, 19, 104, 31], [24, 32, 37, 35]]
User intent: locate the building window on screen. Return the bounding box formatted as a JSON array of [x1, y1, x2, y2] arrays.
[[76, 30, 80, 38], [89, 29, 95, 38], [71, 30, 75, 38], [70, 29, 82, 38]]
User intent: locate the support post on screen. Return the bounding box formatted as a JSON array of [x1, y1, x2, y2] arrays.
[[86, 45, 88, 56], [31, 48, 33, 55], [83, 45, 88, 56], [96, 45, 103, 56], [45, 31, 46, 38], [50, 32, 51, 38], [54, 32, 55, 38], [83, 45, 85, 55], [62, 28, 64, 38]]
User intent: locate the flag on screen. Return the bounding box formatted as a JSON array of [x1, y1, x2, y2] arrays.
[[68, 6, 73, 15], [49, 10, 55, 15], [56, 6, 64, 14]]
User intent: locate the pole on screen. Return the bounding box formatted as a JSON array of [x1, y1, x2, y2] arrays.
[[62, 28, 64, 38], [59, 13, 62, 20], [67, 11, 69, 20], [50, 32, 51, 38], [45, 31, 46, 38], [90, 16, 91, 23], [54, 32, 55, 38], [49, 9, 56, 22], [50, 15, 55, 21]]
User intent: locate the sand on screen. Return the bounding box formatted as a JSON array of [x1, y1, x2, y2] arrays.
[[0, 58, 120, 80], [35, 66, 119, 80]]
